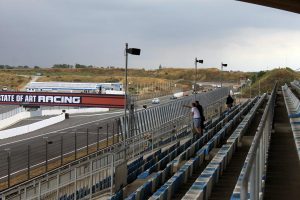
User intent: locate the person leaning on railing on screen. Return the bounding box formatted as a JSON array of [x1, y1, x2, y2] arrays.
[[183, 102, 202, 135]]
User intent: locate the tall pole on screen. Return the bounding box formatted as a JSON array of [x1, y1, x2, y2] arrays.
[[221, 63, 223, 88], [194, 57, 197, 100], [259, 80, 261, 96], [124, 43, 128, 160], [45, 140, 48, 172], [221, 63, 227, 88], [194, 58, 203, 98]]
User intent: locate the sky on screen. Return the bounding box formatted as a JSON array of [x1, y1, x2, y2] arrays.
[[0, 0, 300, 72]]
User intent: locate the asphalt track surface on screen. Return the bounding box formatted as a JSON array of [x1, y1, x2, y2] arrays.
[[0, 94, 175, 180]]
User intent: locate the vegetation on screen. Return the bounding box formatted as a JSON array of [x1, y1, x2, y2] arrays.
[[0, 72, 30, 91], [0, 65, 298, 96], [242, 68, 300, 97]]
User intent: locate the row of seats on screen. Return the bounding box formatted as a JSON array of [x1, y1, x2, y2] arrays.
[[127, 127, 196, 184], [148, 98, 259, 200], [59, 176, 112, 200], [110, 102, 251, 200], [127, 143, 179, 184], [180, 95, 263, 200], [150, 118, 237, 200], [126, 119, 218, 185], [125, 163, 173, 200], [124, 101, 255, 200], [282, 84, 300, 160], [110, 105, 242, 200]]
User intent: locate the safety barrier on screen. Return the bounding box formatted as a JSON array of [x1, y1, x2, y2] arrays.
[[282, 84, 300, 160], [231, 85, 276, 200], [121, 87, 229, 139], [0, 107, 108, 131], [41, 107, 109, 116], [0, 114, 66, 139], [182, 94, 265, 200], [0, 107, 25, 120], [0, 108, 30, 130]]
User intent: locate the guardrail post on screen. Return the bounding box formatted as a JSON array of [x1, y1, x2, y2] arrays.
[[74, 167, 77, 200], [4, 148, 11, 188], [61, 136, 63, 166], [241, 178, 248, 200], [27, 145, 30, 179], [56, 174, 60, 200], [106, 124, 109, 147], [38, 181, 41, 200], [97, 127, 100, 151], [44, 139, 48, 172], [86, 128, 89, 155], [255, 148, 260, 200], [89, 160, 93, 200], [75, 132, 77, 160], [111, 153, 114, 195], [113, 123, 115, 145], [250, 164, 255, 200]]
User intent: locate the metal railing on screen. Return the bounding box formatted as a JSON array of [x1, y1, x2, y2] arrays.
[[0, 107, 25, 121], [239, 83, 277, 200]]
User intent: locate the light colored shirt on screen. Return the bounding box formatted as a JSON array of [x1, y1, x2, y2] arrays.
[[191, 107, 200, 119]]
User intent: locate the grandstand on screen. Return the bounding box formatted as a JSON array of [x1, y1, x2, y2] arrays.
[[1, 81, 300, 200]]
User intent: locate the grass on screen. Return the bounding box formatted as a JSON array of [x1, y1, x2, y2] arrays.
[[0, 72, 30, 91], [242, 68, 300, 96]]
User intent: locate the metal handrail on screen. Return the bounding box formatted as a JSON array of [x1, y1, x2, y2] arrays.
[[240, 83, 277, 200]]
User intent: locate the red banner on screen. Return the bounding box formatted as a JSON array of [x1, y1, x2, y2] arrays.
[[0, 91, 125, 108]]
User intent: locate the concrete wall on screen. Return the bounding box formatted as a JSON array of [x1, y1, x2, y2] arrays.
[[0, 114, 66, 139]]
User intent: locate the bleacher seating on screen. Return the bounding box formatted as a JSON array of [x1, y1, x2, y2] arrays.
[[109, 104, 244, 200], [58, 175, 112, 200], [120, 99, 258, 200], [58, 97, 256, 200], [182, 94, 265, 200], [282, 84, 300, 160]]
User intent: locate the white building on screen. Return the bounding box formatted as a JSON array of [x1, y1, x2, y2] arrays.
[[26, 82, 124, 94]]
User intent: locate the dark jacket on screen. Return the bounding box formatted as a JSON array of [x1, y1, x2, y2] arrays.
[[226, 95, 234, 105]]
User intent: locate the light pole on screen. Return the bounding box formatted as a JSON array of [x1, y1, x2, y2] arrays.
[[221, 63, 227, 87], [124, 43, 141, 159], [194, 58, 203, 99]]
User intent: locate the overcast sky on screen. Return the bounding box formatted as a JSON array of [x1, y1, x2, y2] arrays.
[[0, 0, 299, 71]]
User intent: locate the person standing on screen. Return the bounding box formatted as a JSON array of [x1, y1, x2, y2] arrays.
[[184, 103, 202, 135], [226, 94, 234, 110], [195, 100, 205, 133]]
